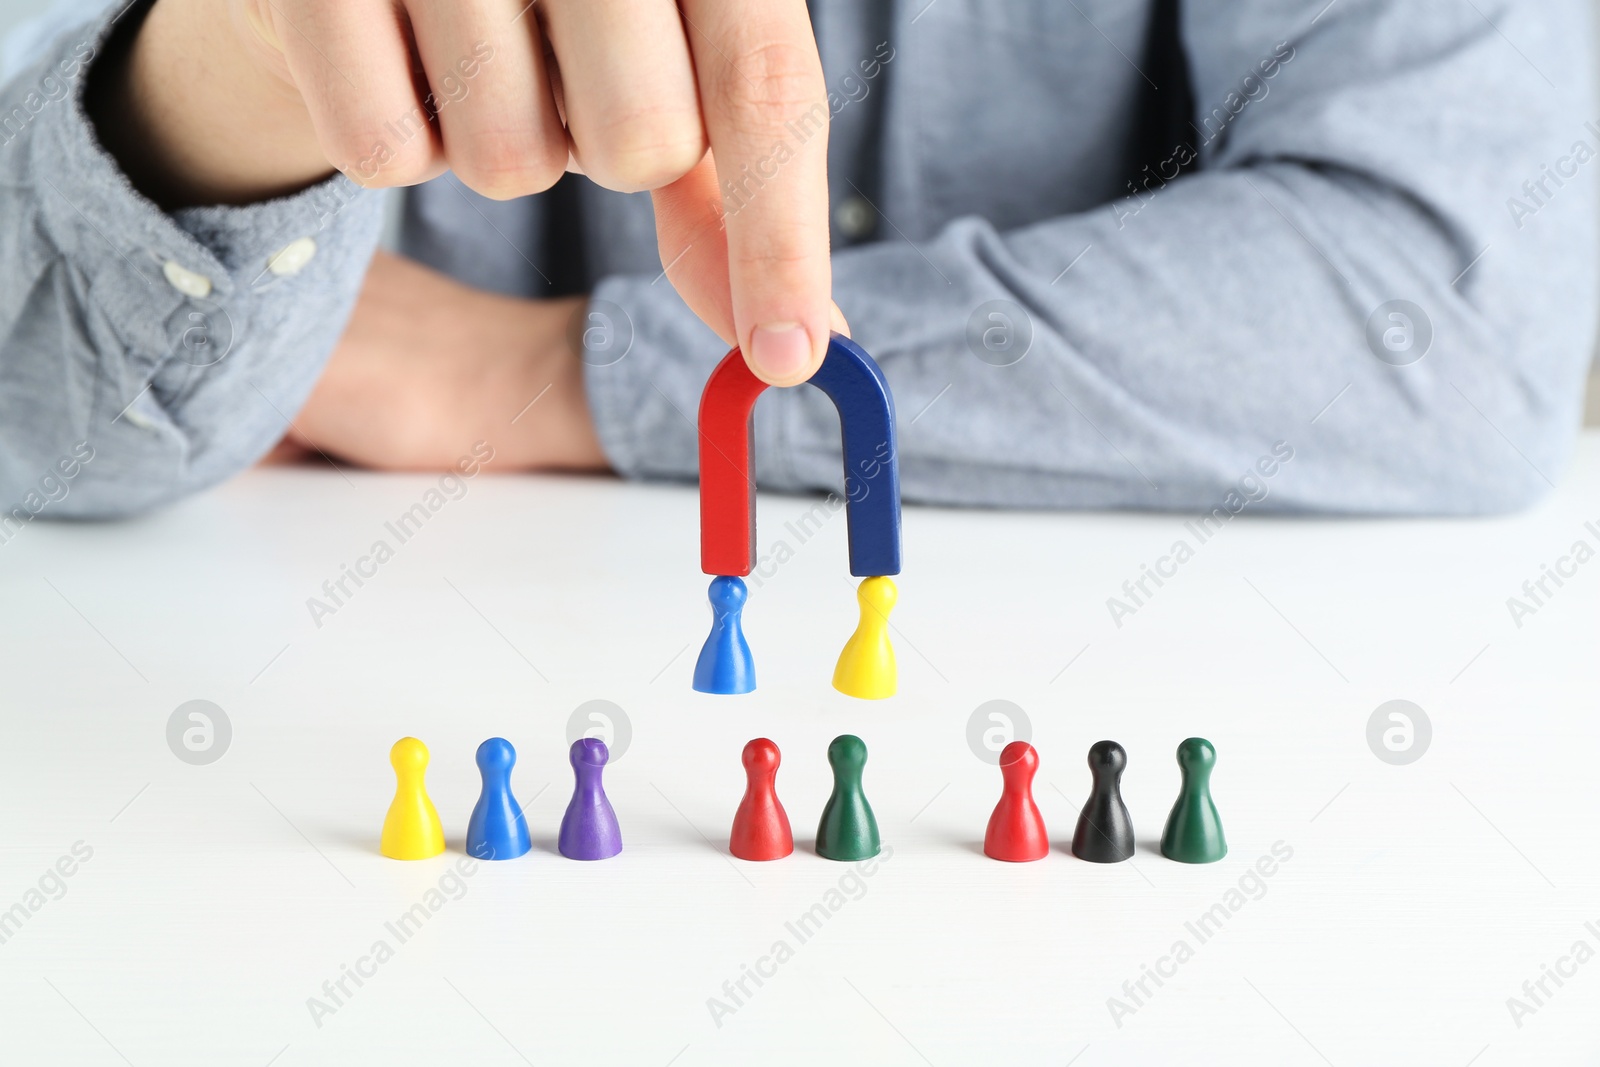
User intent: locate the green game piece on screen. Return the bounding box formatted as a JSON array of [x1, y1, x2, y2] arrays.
[[1160, 737, 1227, 863], [816, 735, 880, 861]]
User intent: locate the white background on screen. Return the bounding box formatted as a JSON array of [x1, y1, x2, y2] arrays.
[[1, 440, 1598, 1064]]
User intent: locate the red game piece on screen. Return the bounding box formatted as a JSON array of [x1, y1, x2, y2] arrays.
[[730, 738, 794, 861], [984, 741, 1050, 862]]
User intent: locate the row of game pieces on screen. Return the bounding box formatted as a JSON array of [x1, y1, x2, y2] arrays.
[[381, 733, 1226, 864], [991, 737, 1225, 864], [382, 736, 612, 861], [732, 734, 1226, 863]]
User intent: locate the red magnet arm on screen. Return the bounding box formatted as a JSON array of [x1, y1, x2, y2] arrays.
[[697, 350, 768, 576]]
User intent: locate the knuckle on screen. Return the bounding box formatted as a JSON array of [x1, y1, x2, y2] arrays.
[[718, 40, 824, 128], [582, 108, 705, 192], [334, 127, 436, 188], [729, 218, 828, 270], [451, 131, 566, 199], [733, 245, 823, 273]]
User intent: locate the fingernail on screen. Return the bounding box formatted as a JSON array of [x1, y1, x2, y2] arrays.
[[750, 322, 812, 382]]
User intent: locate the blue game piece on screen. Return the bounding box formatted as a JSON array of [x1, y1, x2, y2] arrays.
[[466, 737, 532, 860], [558, 738, 623, 860], [806, 335, 902, 577], [692, 575, 756, 694]]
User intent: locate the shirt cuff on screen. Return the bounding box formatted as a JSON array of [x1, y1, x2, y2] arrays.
[[22, 6, 370, 379]]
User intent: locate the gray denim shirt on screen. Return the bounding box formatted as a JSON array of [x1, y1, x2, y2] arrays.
[[1, 0, 1595, 522]]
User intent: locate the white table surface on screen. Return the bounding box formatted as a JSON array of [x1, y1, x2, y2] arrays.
[[3, 434, 1599, 1067]]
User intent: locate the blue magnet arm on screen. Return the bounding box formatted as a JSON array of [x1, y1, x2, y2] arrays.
[[805, 334, 903, 577]]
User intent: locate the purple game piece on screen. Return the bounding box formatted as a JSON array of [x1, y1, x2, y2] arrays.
[[558, 738, 623, 860]]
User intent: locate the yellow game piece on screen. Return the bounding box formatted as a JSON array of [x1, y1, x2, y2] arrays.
[[381, 737, 446, 860], [832, 576, 898, 700]]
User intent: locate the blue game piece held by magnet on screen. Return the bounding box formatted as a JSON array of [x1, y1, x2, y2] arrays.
[[466, 737, 531, 861], [559, 738, 623, 860], [692, 575, 756, 694]]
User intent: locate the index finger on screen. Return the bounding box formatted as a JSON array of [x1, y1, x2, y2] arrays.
[[679, 0, 832, 387]]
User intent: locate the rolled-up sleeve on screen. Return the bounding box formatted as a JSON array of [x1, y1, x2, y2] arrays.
[[0, 0, 383, 519]]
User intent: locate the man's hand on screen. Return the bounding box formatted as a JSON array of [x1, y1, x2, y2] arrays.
[[93, 0, 837, 385], [279, 251, 607, 472]]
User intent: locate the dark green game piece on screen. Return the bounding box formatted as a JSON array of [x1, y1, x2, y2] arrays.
[[1160, 737, 1227, 863], [816, 735, 880, 861]]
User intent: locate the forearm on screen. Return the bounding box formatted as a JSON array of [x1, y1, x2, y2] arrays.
[[0, 2, 384, 518], [590, 168, 1589, 514], [821, 166, 1587, 514], [583, 0, 1597, 514], [286, 251, 606, 474]]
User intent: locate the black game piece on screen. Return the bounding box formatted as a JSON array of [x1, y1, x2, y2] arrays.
[[1071, 740, 1135, 863]]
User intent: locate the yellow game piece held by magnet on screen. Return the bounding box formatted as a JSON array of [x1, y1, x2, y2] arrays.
[[381, 737, 446, 860], [833, 576, 898, 700]]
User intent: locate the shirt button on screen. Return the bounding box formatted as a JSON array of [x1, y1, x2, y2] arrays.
[[267, 237, 317, 277], [835, 196, 877, 240], [162, 260, 212, 299]]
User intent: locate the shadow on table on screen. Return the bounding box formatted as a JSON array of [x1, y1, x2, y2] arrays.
[[527, 835, 562, 857]]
